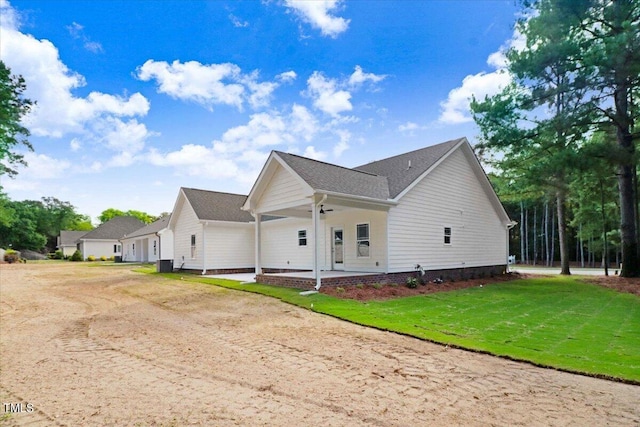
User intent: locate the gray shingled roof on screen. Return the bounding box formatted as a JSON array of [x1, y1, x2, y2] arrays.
[[58, 230, 88, 246], [355, 137, 463, 198], [182, 188, 254, 222], [123, 215, 170, 239], [275, 152, 390, 200], [80, 216, 146, 240]]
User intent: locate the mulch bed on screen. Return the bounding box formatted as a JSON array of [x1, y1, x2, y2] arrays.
[[319, 272, 527, 301], [319, 272, 640, 301], [580, 275, 640, 297]]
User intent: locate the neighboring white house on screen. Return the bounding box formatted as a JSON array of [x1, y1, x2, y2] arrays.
[[120, 216, 173, 263], [168, 188, 255, 273], [77, 216, 146, 260], [57, 230, 88, 257], [242, 137, 515, 289]]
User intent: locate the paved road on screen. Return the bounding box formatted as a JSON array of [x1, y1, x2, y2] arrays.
[[512, 266, 620, 276]]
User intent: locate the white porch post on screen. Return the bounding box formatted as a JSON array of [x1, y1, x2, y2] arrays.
[[254, 213, 262, 275], [312, 201, 321, 290]]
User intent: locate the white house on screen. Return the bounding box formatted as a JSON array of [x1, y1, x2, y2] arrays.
[[168, 188, 255, 274], [57, 230, 88, 257], [120, 216, 173, 263], [242, 137, 515, 289], [77, 216, 146, 260]]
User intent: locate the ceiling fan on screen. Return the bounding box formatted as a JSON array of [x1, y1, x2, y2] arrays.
[[308, 204, 334, 214]]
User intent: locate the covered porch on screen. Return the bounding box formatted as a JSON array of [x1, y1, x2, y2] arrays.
[[242, 150, 397, 290]]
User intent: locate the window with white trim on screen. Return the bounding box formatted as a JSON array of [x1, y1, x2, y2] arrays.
[[298, 230, 307, 246], [153, 240, 157, 255], [444, 227, 452, 245], [190, 234, 197, 259], [132, 243, 136, 256], [356, 223, 370, 257]]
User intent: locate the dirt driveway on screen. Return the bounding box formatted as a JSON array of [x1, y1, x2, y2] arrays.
[[1, 263, 638, 426]]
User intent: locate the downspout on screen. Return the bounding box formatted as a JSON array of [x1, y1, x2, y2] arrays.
[[201, 221, 207, 275], [506, 221, 517, 273], [156, 231, 161, 261], [314, 195, 328, 290]]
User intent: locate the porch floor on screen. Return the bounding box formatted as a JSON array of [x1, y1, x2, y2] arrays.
[[265, 270, 379, 279], [204, 270, 379, 283]]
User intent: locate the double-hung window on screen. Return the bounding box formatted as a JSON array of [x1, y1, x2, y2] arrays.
[[356, 223, 370, 257], [298, 230, 307, 246], [190, 234, 197, 259], [444, 227, 452, 245]]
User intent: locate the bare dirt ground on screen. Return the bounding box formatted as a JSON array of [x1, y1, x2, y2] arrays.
[[1, 263, 638, 426]]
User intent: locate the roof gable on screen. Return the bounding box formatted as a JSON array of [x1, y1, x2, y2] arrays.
[[275, 151, 390, 200], [122, 215, 170, 239], [355, 137, 464, 199], [80, 216, 146, 240], [59, 230, 88, 246], [181, 188, 253, 222]]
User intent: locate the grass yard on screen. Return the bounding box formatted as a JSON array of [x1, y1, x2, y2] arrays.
[[142, 268, 640, 383]]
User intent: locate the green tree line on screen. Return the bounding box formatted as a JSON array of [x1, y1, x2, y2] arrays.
[[472, 0, 639, 277]]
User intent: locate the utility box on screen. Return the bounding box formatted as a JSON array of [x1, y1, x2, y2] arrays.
[[156, 259, 173, 273]]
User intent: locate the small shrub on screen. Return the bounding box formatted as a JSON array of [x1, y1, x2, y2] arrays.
[[406, 277, 418, 289], [87, 255, 96, 262], [70, 250, 83, 262], [4, 249, 20, 264], [373, 283, 384, 290], [108, 256, 115, 261], [355, 283, 364, 289], [53, 250, 64, 260], [100, 255, 107, 261], [336, 287, 345, 294]]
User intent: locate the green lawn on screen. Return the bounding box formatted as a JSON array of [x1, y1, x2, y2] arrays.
[[139, 267, 640, 383]]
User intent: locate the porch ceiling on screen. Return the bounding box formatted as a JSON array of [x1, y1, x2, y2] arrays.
[[259, 194, 394, 218]]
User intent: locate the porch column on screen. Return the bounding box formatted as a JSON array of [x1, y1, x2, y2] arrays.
[[312, 202, 321, 290], [254, 213, 262, 275]]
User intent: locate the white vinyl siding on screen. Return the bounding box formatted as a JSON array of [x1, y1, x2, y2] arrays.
[[79, 240, 121, 260], [204, 223, 254, 270], [256, 164, 309, 213], [261, 218, 314, 270], [388, 146, 508, 272], [173, 196, 203, 270]]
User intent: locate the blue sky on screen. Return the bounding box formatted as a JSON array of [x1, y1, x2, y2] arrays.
[[0, 0, 519, 222]]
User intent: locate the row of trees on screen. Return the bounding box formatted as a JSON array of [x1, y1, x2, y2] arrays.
[[472, 0, 639, 277], [0, 190, 159, 253]]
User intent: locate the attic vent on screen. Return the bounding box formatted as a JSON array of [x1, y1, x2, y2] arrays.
[[406, 160, 412, 170]]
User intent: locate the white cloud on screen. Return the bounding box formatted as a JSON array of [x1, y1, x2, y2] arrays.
[[229, 13, 249, 28], [147, 104, 321, 181], [0, 0, 19, 30], [277, 70, 297, 83], [304, 66, 385, 118], [332, 129, 350, 157], [66, 21, 103, 53], [0, 4, 149, 138], [348, 65, 386, 88], [438, 29, 524, 124], [439, 70, 511, 124], [11, 152, 71, 180], [283, 0, 350, 38], [303, 145, 326, 161], [306, 71, 352, 117], [398, 122, 419, 133], [137, 59, 292, 111], [70, 138, 81, 151], [137, 60, 245, 110]]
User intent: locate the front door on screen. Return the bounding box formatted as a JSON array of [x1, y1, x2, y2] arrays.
[[332, 228, 344, 270]]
